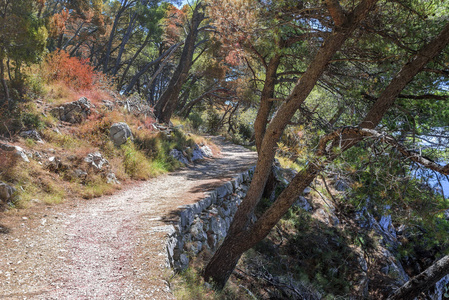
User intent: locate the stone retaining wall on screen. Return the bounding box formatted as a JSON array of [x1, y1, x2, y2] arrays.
[[166, 167, 255, 271]]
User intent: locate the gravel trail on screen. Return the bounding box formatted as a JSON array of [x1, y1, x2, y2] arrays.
[[0, 137, 256, 299]]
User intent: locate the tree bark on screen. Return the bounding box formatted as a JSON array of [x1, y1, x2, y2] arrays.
[[203, 0, 379, 289], [0, 56, 10, 108], [254, 54, 281, 153], [387, 255, 449, 300], [154, 2, 205, 124]]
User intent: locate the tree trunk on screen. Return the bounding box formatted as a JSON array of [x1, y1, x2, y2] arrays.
[[118, 31, 153, 89], [254, 54, 281, 152], [204, 2, 449, 291], [387, 255, 449, 300], [102, 3, 127, 73], [112, 10, 139, 76], [123, 42, 182, 95], [0, 57, 10, 108], [204, 0, 379, 288], [154, 3, 205, 124]]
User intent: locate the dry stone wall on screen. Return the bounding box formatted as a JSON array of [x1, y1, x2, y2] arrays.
[[166, 167, 255, 271]]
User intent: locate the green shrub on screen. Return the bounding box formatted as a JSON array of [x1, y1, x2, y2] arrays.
[[205, 109, 221, 134], [187, 111, 204, 130], [21, 111, 44, 130], [121, 141, 154, 179]]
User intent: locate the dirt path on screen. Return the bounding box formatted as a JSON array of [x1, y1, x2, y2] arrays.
[[0, 137, 257, 299]]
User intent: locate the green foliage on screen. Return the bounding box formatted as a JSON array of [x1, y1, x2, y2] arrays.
[[174, 266, 251, 300], [205, 109, 222, 134], [281, 209, 360, 297], [121, 141, 155, 179], [134, 129, 197, 171], [21, 111, 44, 130], [187, 111, 204, 130]]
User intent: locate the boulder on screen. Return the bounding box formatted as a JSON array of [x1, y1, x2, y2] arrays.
[[109, 122, 133, 147], [335, 179, 350, 191], [101, 100, 115, 111], [200, 145, 213, 157], [74, 169, 88, 180], [47, 156, 63, 172], [50, 97, 93, 123], [106, 172, 120, 184], [294, 196, 313, 211], [191, 144, 214, 161], [169, 149, 189, 165], [20, 130, 44, 143], [0, 142, 30, 162], [0, 182, 16, 203], [85, 152, 109, 170]]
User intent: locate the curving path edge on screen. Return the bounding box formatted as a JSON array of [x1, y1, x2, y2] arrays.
[[0, 137, 257, 299]]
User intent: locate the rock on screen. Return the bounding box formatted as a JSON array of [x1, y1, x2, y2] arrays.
[[303, 187, 312, 194], [200, 145, 213, 157], [380, 259, 409, 286], [218, 204, 231, 218], [33, 151, 44, 162], [335, 179, 350, 191], [109, 122, 133, 147], [20, 130, 44, 143], [207, 232, 218, 249], [101, 100, 115, 110], [169, 149, 189, 165], [294, 196, 313, 211], [190, 220, 207, 242], [0, 182, 16, 203], [180, 207, 194, 229], [179, 254, 189, 269], [187, 241, 202, 255], [166, 236, 177, 266], [84, 152, 109, 170], [209, 216, 227, 239], [106, 172, 120, 184], [429, 275, 449, 300], [379, 214, 396, 239], [47, 156, 62, 172], [50, 97, 93, 123], [0, 142, 30, 162], [74, 169, 88, 180], [191, 145, 205, 161], [216, 181, 233, 199]]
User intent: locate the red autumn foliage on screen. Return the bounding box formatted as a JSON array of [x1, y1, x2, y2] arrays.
[[49, 9, 69, 37], [42, 50, 96, 90], [162, 4, 188, 46]]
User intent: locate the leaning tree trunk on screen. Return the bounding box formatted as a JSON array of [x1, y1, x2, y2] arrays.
[[204, 3, 449, 290], [154, 3, 205, 124], [204, 0, 379, 288], [387, 255, 449, 300]]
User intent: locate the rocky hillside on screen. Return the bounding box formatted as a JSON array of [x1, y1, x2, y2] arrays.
[[0, 93, 217, 211], [174, 161, 449, 299]]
